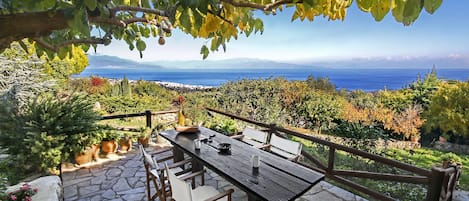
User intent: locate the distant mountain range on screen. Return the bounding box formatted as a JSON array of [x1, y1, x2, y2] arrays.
[[87, 54, 469, 69]]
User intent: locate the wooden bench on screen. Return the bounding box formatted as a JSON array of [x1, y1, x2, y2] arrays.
[[230, 127, 270, 149], [269, 133, 303, 161]]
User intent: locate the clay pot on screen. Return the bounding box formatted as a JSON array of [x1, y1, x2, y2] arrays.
[[101, 140, 118, 154], [119, 138, 132, 152], [410, 136, 420, 143], [74, 147, 93, 165], [439, 136, 447, 142], [138, 137, 149, 147], [91, 144, 100, 160]]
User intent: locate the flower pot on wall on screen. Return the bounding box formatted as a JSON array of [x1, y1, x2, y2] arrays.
[[74, 147, 94, 165], [101, 140, 118, 155], [119, 138, 132, 152], [410, 136, 420, 143]]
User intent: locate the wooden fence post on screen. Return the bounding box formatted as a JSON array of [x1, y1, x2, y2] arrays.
[[145, 110, 152, 128], [426, 166, 445, 201]]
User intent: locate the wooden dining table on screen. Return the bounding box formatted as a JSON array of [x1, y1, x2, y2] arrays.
[[160, 127, 324, 201]]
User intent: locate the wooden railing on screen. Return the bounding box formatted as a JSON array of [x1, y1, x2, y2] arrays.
[[100, 109, 179, 129], [206, 108, 462, 201]]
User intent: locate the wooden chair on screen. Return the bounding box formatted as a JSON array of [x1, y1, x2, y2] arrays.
[[230, 127, 270, 149], [165, 163, 234, 201], [268, 134, 303, 161], [140, 145, 193, 201]]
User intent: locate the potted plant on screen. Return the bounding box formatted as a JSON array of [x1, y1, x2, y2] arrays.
[[439, 133, 450, 142], [441, 152, 462, 168], [73, 130, 103, 165], [119, 132, 133, 152], [138, 127, 152, 147], [410, 134, 420, 143], [101, 130, 120, 155]]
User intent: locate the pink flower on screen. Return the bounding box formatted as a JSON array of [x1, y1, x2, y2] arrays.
[[21, 184, 30, 191], [25, 196, 31, 201], [33, 188, 38, 193], [10, 195, 17, 200]]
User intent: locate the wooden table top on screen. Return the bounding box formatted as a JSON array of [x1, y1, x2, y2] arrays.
[[160, 127, 324, 201]]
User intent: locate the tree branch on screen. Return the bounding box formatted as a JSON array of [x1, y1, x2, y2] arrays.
[[33, 38, 106, 52], [220, 0, 297, 11], [90, 17, 171, 33], [110, 5, 168, 17], [208, 10, 234, 26]]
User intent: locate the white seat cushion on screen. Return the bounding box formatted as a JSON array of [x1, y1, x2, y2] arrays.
[[270, 146, 297, 159], [243, 127, 268, 143], [243, 138, 265, 147], [192, 185, 227, 201]]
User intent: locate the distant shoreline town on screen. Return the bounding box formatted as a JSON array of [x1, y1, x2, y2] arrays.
[[107, 78, 215, 91]]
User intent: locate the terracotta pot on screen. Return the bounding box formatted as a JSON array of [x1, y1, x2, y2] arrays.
[[410, 136, 420, 143], [74, 147, 93, 165], [138, 137, 149, 147], [91, 144, 100, 160], [439, 136, 447, 142], [101, 140, 118, 154], [119, 138, 132, 152]]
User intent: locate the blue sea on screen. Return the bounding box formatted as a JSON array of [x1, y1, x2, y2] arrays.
[[76, 67, 469, 91]]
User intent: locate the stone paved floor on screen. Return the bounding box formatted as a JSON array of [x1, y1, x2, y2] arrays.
[[62, 143, 367, 201]]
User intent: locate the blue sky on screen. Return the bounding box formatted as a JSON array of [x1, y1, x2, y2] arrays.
[[95, 1, 469, 65]]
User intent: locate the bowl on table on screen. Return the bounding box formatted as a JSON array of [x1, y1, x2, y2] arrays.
[[175, 126, 200, 133]]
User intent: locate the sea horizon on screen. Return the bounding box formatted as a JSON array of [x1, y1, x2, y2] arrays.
[[76, 67, 469, 92]]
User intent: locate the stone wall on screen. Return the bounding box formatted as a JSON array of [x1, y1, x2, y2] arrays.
[[306, 133, 421, 150], [6, 176, 63, 201], [433, 141, 469, 154]]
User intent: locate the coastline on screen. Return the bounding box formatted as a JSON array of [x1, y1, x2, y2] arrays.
[[106, 78, 215, 91]]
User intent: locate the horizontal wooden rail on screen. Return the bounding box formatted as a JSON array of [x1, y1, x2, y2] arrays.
[[100, 112, 146, 120], [151, 109, 178, 115], [207, 107, 431, 177], [333, 170, 429, 184]]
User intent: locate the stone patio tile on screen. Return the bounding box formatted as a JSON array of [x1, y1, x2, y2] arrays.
[[63, 176, 93, 188], [101, 177, 119, 190], [64, 185, 78, 199], [112, 178, 131, 192], [105, 168, 122, 177], [121, 193, 144, 201], [78, 184, 101, 197]]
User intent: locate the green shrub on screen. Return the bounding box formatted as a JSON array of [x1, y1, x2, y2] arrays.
[[0, 95, 102, 183]]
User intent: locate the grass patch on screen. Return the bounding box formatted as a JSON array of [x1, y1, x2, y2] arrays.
[[382, 148, 468, 190]]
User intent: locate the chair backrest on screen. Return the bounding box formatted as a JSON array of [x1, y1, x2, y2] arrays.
[[140, 145, 159, 174], [270, 134, 302, 156], [243, 127, 268, 144], [165, 163, 193, 201]]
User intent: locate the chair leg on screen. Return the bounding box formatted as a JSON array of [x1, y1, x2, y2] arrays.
[[201, 172, 205, 186], [146, 172, 152, 201], [151, 175, 160, 201]]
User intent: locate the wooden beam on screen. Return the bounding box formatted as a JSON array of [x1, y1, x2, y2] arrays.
[[333, 170, 429, 184]]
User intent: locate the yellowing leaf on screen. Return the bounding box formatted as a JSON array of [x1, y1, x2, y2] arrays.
[[371, 0, 391, 21], [357, 0, 373, 12], [203, 14, 221, 34]]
